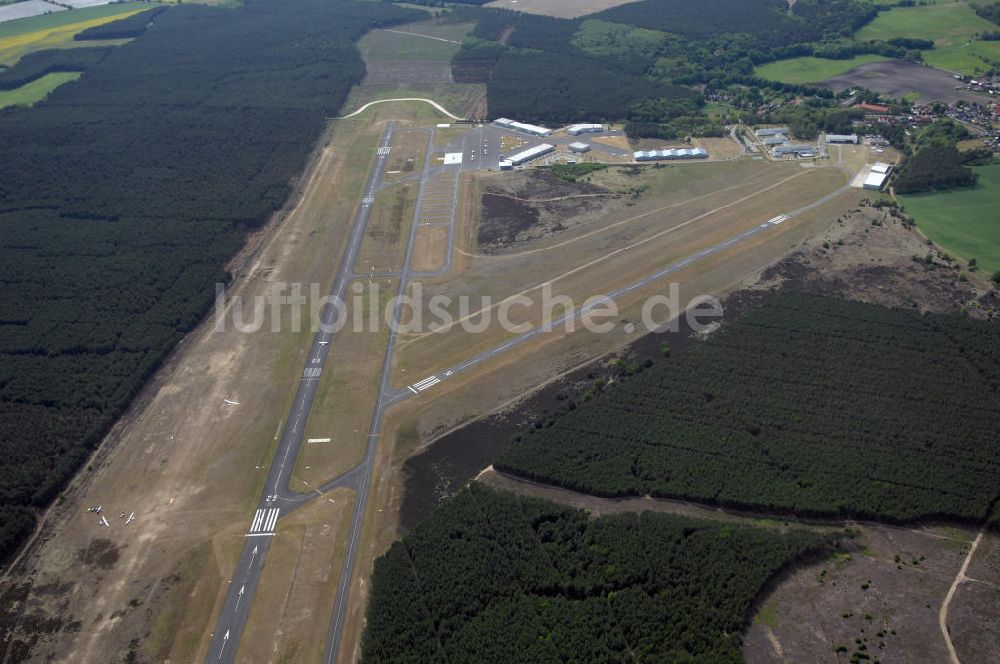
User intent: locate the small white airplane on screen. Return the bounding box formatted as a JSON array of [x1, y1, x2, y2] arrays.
[[125, 512, 136, 526], [99, 516, 110, 528], [87, 505, 103, 514], [223, 399, 240, 406]]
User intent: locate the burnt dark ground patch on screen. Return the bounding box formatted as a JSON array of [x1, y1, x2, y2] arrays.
[[79, 538, 121, 570], [476, 169, 620, 252]]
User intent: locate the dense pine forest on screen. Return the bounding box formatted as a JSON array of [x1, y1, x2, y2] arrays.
[[497, 296, 1000, 525], [0, 47, 112, 89], [0, 0, 421, 561], [363, 484, 829, 663], [445, 0, 880, 130], [72, 6, 167, 40]]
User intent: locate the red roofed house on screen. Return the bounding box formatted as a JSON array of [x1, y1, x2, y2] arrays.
[[855, 103, 891, 115]]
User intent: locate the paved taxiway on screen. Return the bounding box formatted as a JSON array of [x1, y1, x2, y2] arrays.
[[205, 117, 849, 662]]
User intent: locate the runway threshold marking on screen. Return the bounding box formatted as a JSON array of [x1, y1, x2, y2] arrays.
[[407, 375, 442, 393], [248, 508, 280, 535]]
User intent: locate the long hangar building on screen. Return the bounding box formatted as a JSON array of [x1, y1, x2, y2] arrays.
[[634, 147, 708, 161], [494, 118, 552, 137], [504, 143, 555, 166]]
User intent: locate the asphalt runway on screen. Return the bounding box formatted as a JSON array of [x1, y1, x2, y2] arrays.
[[205, 116, 849, 662], [204, 124, 400, 663]]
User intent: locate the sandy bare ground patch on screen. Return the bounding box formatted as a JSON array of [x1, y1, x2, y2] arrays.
[[744, 524, 981, 664], [485, 0, 641, 19], [761, 199, 994, 318]]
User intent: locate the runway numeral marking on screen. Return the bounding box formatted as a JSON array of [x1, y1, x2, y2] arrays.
[[249, 508, 279, 534]]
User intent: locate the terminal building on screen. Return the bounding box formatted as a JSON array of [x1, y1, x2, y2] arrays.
[[755, 127, 789, 137], [761, 134, 788, 146], [634, 147, 708, 162], [863, 162, 893, 190], [494, 118, 552, 137], [826, 133, 859, 144], [568, 141, 591, 153], [566, 123, 604, 135], [505, 143, 555, 166]]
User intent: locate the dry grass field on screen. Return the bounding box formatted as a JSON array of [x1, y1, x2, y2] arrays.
[[392, 161, 847, 382], [485, 0, 641, 19]]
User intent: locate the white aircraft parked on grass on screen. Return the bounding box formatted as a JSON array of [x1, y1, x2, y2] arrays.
[[99, 516, 110, 528], [87, 505, 103, 514], [125, 512, 136, 526]]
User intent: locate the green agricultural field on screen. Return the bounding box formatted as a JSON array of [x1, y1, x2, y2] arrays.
[[754, 54, 890, 84], [0, 70, 79, 108], [0, 2, 149, 65], [0, 2, 148, 39], [900, 164, 1000, 274], [855, 2, 1000, 74]]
